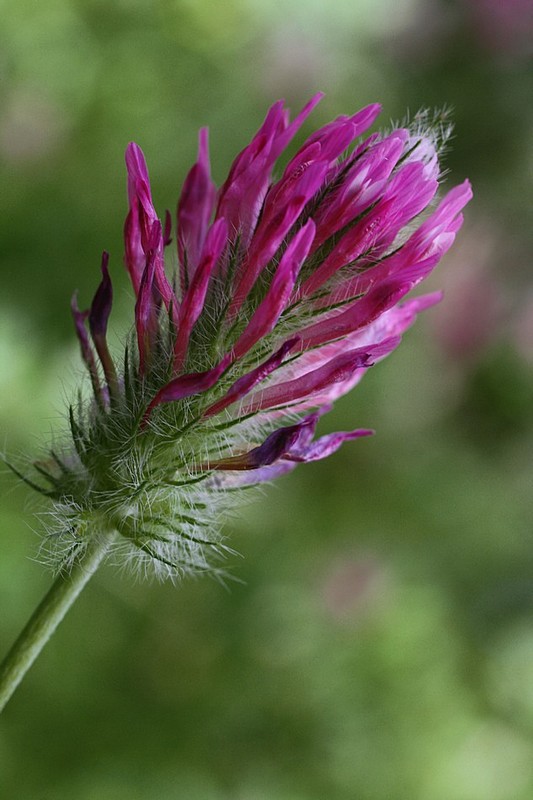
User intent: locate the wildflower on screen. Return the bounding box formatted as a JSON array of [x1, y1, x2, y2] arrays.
[[22, 95, 472, 580]]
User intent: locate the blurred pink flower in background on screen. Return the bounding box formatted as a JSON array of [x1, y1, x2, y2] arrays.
[[384, 0, 533, 65], [466, 0, 533, 58], [0, 88, 68, 164], [321, 554, 389, 625], [513, 293, 533, 366], [431, 220, 506, 364], [257, 25, 327, 99]]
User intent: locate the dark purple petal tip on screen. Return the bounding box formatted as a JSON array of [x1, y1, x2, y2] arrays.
[[88, 252, 113, 337]]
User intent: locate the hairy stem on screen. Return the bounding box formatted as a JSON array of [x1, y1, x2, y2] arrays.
[[0, 532, 116, 713]]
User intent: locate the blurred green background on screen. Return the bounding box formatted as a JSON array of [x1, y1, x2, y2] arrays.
[[1, 0, 533, 797]]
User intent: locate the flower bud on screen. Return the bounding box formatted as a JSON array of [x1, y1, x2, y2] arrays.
[[14, 95, 472, 580]]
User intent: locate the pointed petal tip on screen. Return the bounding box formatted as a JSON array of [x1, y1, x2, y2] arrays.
[[301, 217, 317, 236], [125, 141, 149, 176], [285, 424, 376, 464], [143, 353, 232, 426], [148, 218, 162, 247], [89, 255, 113, 337], [445, 179, 473, 209], [463, 178, 473, 198], [294, 92, 325, 119], [354, 102, 382, 123], [125, 141, 141, 160], [291, 91, 324, 110], [403, 290, 444, 313], [198, 127, 210, 161], [100, 250, 110, 275]]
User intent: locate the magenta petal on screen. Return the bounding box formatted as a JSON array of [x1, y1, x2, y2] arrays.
[[409, 180, 473, 255], [207, 418, 370, 482], [349, 103, 381, 132], [124, 142, 159, 296], [206, 460, 298, 489], [173, 218, 228, 370], [238, 339, 400, 414], [286, 428, 373, 462], [125, 143, 158, 248], [177, 128, 217, 284], [385, 161, 439, 226], [239, 419, 316, 468], [317, 248, 441, 311], [297, 282, 410, 351], [313, 131, 408, 248], [126, 141, 151, 192], [316, 119, 364, 160], [261, 145, 327, 214], [142, 354, 232, 425], [315, 183, 471, 311], [134, 224, 161, 375], [145, 214, 179, 321], [207, 414, 320, 470], [203, 337, 299, 418], [401, 291, 443, 315], [233, 220, 316, 359], [124, 208, 144, 296], [282, 104, 380, 180], [300, 162, 438, 300], [124, 141, 179, 324], [269, 93, 325, 161], [264, 333, 405, 415], [280, 124, 352, 181], [206, 409, 371, 472], [304, 104, 381, 154], [216, 94, 324, 244], [215, 100, 287, 231], [230, 163, 327, 313], [313, 293, 442, 367]]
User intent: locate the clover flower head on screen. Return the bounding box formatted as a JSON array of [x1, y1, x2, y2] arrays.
[[20, 95, 472, 580]]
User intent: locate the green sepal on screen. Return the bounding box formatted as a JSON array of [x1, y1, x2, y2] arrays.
[[1, 456, 58, 498]]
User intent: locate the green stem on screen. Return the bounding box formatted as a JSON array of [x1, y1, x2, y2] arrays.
[[0, 533, 115, 713]]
